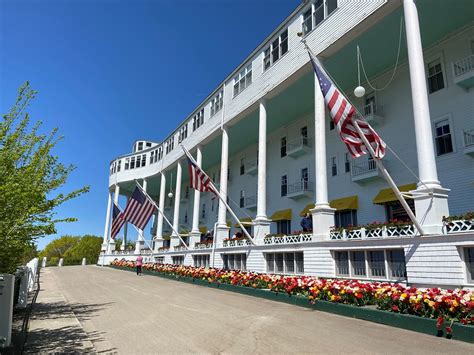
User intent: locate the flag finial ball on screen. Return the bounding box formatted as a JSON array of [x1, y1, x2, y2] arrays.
[[354, 86, 365, 98], [168, 192, 173, 198]]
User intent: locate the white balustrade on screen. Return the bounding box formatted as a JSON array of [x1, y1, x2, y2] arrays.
[[263, 233, 313, 245], [463, 129, 474, 147], [453, 54, 474, 77], [444, 219, 474, 234], [330, 225, 417, 240]]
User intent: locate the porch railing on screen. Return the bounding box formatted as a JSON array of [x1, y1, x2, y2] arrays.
[[263, 233, 313, 245], [463, 129, 474, 147], [287, 136, 311, 151], [222, 238, 252, 247], [351, 159, 377, 177], [330, 225, 416, 240], [287, 180, 313, 194], [359, 102, 382, 117], [453, 55, 474, 77], [443, 219, 474, 234]]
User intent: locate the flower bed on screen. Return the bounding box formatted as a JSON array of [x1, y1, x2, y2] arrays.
[[110, 259, 473, 329]]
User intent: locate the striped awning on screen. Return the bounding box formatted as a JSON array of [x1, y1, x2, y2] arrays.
[[330, 195, 358, 211], [373, 183, 417, 204], [270, 209, 292, 221], [234, 217, 252, 227]]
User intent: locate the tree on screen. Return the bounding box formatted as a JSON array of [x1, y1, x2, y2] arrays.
[[39, 236, 80, 260], [0, 83, 89, 273], [64, 235, 102, 264]]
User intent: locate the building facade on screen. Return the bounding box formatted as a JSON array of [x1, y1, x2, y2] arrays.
[[101, 0, 474, 288]]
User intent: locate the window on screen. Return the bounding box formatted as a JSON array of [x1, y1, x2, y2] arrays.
[[210, 90, 223, 116], [276, 220, 291, 234], [117, 160, 121, 172], [165, 137, 174, 154], [335, 251, 349, 276], [329, 118, 335, 130], [427, 58, 444, 93], [364, 93, 376, 115], [125, 158, 130, 170], [266, 252, 304, 274], [434, 119, 453, 156], [301, 168, 309, 190], [157, 147, 163, 161], [178, 124, 188, 143], [239, 190, 245, 208], [201, 203, 206, 219], [387, 249, 406, 280], [302, 0, 338, 35], [138, 142, 143, 151], [141, 154, 146, 167], [368, 251, 386, 278], [150, 150, 155, 164], [465, 247, 474, 283], [172, 256, 184, 265], [280, 137, 287, 157], [223, 254, 247, 270], [335, 210, 357, 228], [385, 198, 415, 222], [146, 142, 152, 147], [344, 153, 350, 173], [301, 126, 308, 145], [351, 251, 366, 277], [184, 211, 188, 224], [240, 158, 245, 175], [192, 109, 204, 131], [331, 156, 337, 176], [233, 64, 252, 96], [263, 29, 288, 71], [194, 255, 210, 268], [185, 186, 189, 199], [130, 156, 135, 169], [281, 175, 288, 197]]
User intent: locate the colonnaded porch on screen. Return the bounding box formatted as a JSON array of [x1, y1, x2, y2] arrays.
[[25, 266, 473, 353]]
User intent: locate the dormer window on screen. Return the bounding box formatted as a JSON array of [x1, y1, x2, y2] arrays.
[[192, 109, 204, 131], [263, 29, 288, 71]]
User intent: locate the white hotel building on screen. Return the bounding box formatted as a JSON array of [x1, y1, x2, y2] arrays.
[[101, 0, 474, 288]]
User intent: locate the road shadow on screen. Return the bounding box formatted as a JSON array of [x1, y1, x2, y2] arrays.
[[29, 301, 114, 321]]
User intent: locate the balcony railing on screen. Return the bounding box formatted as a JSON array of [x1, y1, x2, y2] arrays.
[[330, 225, 416, 240], [359, 102, 384, 126], [245, 158, 258, 175], [351, 159, 376, 176], [287, 180, 313, 199], [287, 137, 311, 158], [443, 219, 474, 234], [245, 195, 257, 209], [453, 55, 474, 77], [263, 233, 312, 245], [222, 238, 252, 247], [173, 245, 187, 252], [194, 242, 213, 250], [462, 130, 474, 155]]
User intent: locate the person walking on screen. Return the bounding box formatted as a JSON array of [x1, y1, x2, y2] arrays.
[[136, 254, 143, 276]]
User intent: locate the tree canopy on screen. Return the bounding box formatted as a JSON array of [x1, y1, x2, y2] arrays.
[[0, 82, 89, 273]]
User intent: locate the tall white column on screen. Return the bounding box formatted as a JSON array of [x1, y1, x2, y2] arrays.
[[154, 173, 167, 251], [311, 70, 335, 240], [135, 179, 147, 253], [253, 100, 271, 243], [101, 191, 112, 251], [107, 184, 120, 253], [189, 146, 202, 247], [171, 162, 182, 247], [216, 127, 230, 243], [404, 0, 449, 234], [121, 222, 128, 251]]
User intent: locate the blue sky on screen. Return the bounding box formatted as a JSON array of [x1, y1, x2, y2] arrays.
[[1, 0, 300, 250]]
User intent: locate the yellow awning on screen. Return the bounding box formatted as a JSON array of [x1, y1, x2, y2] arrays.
[[234, 217, 252, 227], [199, 226, 208, 234], [373, 183, 417, 204], [162, 234, 171, 241], [270, 208, 292, 221], [299, 204, 314, 217], [179, 229, 189, 236], [330, 195, 358, 211], [226, 220, 232, 227]]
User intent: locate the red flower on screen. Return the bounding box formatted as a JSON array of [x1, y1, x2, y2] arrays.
[[392, 305, 399, 312], [446, 326, 452, 334]]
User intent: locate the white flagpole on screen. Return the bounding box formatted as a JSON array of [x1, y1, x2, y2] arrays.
[[134, 180, 190, 250], [181, 145, 256, 246], [302, 39, 424, 236]]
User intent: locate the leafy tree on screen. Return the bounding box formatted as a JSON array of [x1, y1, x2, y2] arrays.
[[64, 235, 102, 264], [39, 236, 80, 260], [0, 82, 89, 273]]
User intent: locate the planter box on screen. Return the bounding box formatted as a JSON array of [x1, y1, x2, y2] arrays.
[[107, 266, 473, 343]]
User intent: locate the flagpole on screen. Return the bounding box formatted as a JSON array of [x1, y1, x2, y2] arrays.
[[134, 180, 190, 250], [211, 221, 218, 268], [181, 145, 256, 246], [301, 38, 424, 236]]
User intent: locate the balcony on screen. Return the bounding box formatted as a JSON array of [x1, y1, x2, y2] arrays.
[[287, 137, 311, 158], [463, 129, 474, 156], [244, 195, 257, 210], [245, 159, 258, 176], [452, 55, 474, 89], [359, 102, 384, 127], [351, 159, 383, 183], [287, 180, 313, 199]]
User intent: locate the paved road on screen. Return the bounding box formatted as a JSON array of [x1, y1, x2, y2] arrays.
[[34, 266, 473, 354]]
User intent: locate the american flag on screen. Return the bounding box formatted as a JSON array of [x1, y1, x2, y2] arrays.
[[309, 53, 386, 159], [123, 187, 156, 230], [110, 203, 125, 240], [186, 157, 217, 195]]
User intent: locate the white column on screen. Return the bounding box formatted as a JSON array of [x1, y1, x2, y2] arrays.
[[107, 184, 120, 253], [101, 191, 112, 251], [311, 70, 335, 240], [253, 100, 271, 242], [216, 127, 230, 243], [404, 0, 449, 234], [135, 179, 147, 253], [121, 222, 128, 251], [189, 146, 202, 247], [154, 173, 167, 251], [171, 162, 182, 247]]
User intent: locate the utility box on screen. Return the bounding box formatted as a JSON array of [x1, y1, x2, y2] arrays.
[[0, 274, 15, 349]]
